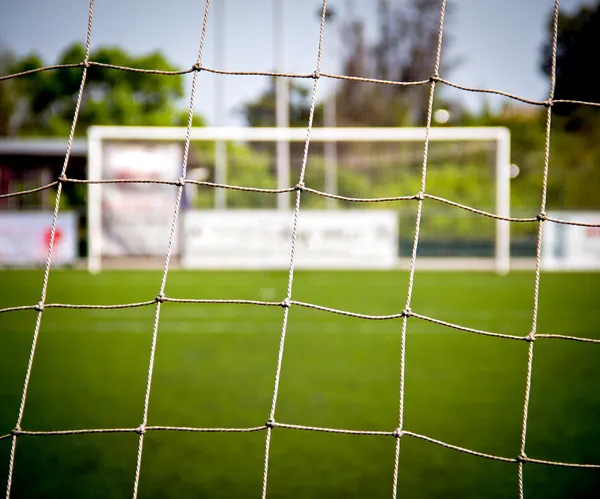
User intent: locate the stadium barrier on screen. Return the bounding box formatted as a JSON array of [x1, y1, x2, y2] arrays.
[[542, 211, 600, 270], [182, 209, 398, 270], [0, 211, 78, 266]]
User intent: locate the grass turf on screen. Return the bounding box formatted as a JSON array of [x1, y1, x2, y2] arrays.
[[0, 269, 599, 498]]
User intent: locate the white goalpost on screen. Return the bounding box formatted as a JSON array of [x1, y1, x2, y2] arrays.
[[87, 125, 512, 275]]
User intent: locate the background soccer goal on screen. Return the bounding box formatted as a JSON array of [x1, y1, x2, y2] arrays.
[[87, 125, 511, 274], [1, 0, 600, 498]]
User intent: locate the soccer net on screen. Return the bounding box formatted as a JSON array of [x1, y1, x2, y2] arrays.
[[1, 1, 600, 498]]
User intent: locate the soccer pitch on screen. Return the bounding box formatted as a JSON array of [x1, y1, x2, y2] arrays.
[[1, 269, 599, 498]]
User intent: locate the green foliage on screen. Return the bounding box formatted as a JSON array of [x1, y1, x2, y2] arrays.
[[456, 101, 600, 243], [295, 152, 504, 239], [240, 1, 457, 129], [541, 2, 600, 132], [547, 120, 600, 209], [0, 46, 16, 135], [7, 42, 203, 136], [533, 1, 600, 211], [334, 0, 458, 127], [226, 143, 277, 208], [192, 142, 277, 209], [461, 108, 547, 207], [240, 76, 323, 128]]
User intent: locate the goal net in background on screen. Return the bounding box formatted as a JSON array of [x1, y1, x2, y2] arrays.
[[87, 125, 511, 273], [1, 0, 600, 498]]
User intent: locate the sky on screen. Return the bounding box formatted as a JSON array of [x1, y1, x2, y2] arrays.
[[0, 0, 596, 126]]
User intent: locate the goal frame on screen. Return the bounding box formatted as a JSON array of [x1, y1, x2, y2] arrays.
[[87, 126, 511, 274]]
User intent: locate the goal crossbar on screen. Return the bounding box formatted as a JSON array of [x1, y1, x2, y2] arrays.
[[89, 125, 509, 142]]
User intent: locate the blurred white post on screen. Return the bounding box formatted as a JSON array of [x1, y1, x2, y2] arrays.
[[275, 0, 290, 210], [87, 131, 102, 274], [324, 95, 337, 208], [214, 0, 227, 209], [496, 129, 511, 275], [323, 7, 338, 208]]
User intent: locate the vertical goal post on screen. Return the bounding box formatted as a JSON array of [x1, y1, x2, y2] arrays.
[[87, 126, 511, 274]]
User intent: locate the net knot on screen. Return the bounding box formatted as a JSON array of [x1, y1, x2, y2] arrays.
[[266, 418, 275, 429], [192, 63, 202, 72], [79, 60, 90, 68], [294, 182, 305, 192], [312, 71, 320, 79], [34, 302, 44, 312], [10, 426, 21, 437], [402, 308, 412, 318], [414, 192, 425, 201], [517, 454, 528, 464], [537, 212, 547, 222], [543, 99, 554, 108], [280, 299, 291, 309], [135, 425, 146, 435], [57, 173, 68, 183], [525, 332, 536, 343], [430, 73, 440, 83], [155, 293, 165, 303], [392, 428, 404, 438], [176, 177, 186, 187]]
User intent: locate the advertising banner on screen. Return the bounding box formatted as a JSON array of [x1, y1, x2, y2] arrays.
[[182, 210, 398, 269], [542, 211, 600, 270], [0, 211, 78, 266], [100, 142, 183, 257]]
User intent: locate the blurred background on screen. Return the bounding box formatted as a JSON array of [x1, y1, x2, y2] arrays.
[[1, 1, 600, 498], [1, 0, 600, 265]]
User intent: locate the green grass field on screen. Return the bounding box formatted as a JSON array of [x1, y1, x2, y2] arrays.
[[1, 269, 599, 498]]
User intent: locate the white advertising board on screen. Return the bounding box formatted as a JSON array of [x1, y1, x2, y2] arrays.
[[0, 211, 77, 266], [182, 210, 398, 269], [542, 211, 600, 270], [100, 142, 183, 257]]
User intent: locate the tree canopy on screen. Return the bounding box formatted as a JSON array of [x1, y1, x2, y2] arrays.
[[542, 2, 600, 131], [0, 46, 16, 136], [3, 42, 202, 136], [336, 0, 456, 127], [241, 76, 320, 128], [240, 0, 457, 129]]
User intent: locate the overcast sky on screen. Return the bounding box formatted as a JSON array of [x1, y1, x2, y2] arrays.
[[0, 0, 595, 126]]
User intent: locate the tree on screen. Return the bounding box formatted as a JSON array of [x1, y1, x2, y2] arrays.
[[538, 2, 600, 209], [460, 104, 548, 220], [6, 42, 203, 136], [240, 0, 457, 129], [240, 76, 322, 128], [336, 0, 457, 127], [0, 45, 16, 136], [541, 2, 600, 132], [238, 76, 325, 180]]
